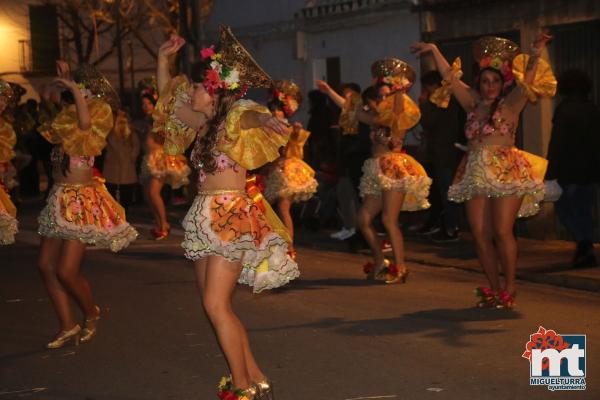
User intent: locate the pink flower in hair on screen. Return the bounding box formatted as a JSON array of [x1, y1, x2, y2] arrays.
[[200, 46, 215, 61]]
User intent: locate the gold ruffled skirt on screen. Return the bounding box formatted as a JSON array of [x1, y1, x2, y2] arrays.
[[0, 188, 17, 245], [264, 157, 317, 203], [38, 178, 138, 251], [140, 149, 191, 189], [181, 191, 300, 293], [448, 145, 546, 218], [358, 152, 432, 211]]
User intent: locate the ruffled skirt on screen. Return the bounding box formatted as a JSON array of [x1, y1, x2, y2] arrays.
[[358, 152, 432, 211], [182, 190, 300, 293], [448, 145, 546, 218], [0, 188, 17, 245], [264, 157, 317, 203], [140, 149, 191, 189], [38, 179, 138, 251]]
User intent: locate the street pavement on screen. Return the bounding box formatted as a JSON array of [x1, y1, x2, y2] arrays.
[[1, 202, 599, 399]]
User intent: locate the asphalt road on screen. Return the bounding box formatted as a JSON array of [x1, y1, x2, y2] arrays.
[[1, 227, 598, 400]]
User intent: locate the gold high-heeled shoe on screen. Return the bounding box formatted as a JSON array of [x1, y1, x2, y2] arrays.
[[386, 269, 409, 284], [46, 325, 81, 349], [256, 378, 274, 400], [80, 305, 100, 343]]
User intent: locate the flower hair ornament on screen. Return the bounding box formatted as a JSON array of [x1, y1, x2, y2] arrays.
[[371, 58, 416, 92], [270, 80, 302, 118], [473, 36, 521, 89], [198, 25, 272, 98]]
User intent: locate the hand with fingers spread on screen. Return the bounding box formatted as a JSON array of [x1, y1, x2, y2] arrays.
[[410, 42, 438, 57], [52, 77, 78, 93], [259, 113, 290, 136], [316, 80, 332, 94], [56, 60, 71, 79], [158, 34, 186, 61], [533, 31, 553, 50]]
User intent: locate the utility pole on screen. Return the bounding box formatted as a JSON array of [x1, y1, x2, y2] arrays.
[[128, 40, 135, 113], [115, 0, 125, 102]]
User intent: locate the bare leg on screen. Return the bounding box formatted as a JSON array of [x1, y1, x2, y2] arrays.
[[277, 196, 294, 252], [465, 197, 500, 291], [56, 240, 98, 326], [382, 190, 406, 271], [38, 237, 76, 331], [490, 196, 523, 295], [196, 256, 263, 390], [148, 177, 170, 232], [357, 195, 384, 269]]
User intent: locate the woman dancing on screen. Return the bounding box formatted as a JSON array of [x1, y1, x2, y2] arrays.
[[157, 28, 299, 399], [37, 61, 138, 348], [0, 79, 18, 245], [411, 32, 556, 308], [264, 80, 317, 260], [319, 61, 430, 283]]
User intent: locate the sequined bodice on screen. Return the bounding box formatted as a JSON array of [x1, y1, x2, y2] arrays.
[[465, 99, 516, 142], [51, 146, 94, 169]]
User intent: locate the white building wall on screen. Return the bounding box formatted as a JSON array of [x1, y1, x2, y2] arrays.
[[204, 1, 421, 122], [0, 0, 42, 102]]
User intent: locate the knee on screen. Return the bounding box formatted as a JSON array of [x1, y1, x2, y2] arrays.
[[493, 226, 514, 243], [56, 268, 77, 287], [357, 211, 369, 230], [37, 259, 55, 278], [470, 228, 493, 249], [381, 212, 398, 231], [202, 295, 228, 322]]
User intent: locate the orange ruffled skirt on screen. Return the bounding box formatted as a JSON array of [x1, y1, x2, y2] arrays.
[[0, 188, 17, 245], [140, 148, 191, 189], [182, 190, 300, 293], [448, 145, 546, 218], [359, 152, 432, 211], [264, 157, 317, 203], [38, 178, 138, 251]]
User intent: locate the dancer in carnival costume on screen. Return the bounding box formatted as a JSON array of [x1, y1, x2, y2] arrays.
[[264, 80, 317, 260], [37, 61, 138, 348], [321, 61, 431, 283], [411, 32, 556, 308], [140, 77, 191, 240], [0, 79, 18, 245], [156, 27, 299, 399]]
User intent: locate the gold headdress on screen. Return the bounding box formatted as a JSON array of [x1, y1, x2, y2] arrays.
[[198, 26, 272, 96], [73, 64, 120, 112], [371, 58, 416, 90], [219, 26, 272, 89], [473, 36, 520, 86], [473, 36, 520, 65], [0, 80, 14, 106], [270, 80, 302, 117]]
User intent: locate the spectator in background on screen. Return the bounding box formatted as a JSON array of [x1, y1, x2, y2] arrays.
[[103, 110, 140, 213], [306, 89, 336, 170], [419, 70, 465, 242], [547, 69, 600, 268], [317, 81, 371, 241]]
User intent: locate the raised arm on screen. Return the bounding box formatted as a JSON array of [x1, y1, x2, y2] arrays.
[[523, 33, 552, 85], [316, 80, 346, 108], [157, 35, 185, 95], [53, 78, 91, 130], [411, 42, 477, 111]]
